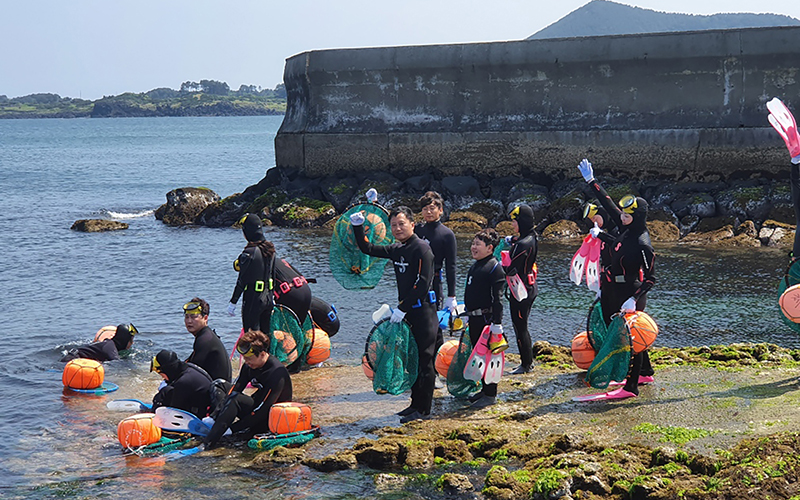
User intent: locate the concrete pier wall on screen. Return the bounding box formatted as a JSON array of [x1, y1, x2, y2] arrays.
[[276, 26, 800, 182]]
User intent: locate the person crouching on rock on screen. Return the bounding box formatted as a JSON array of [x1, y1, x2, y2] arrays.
[[150, 349, 213, 418], [203, 329, 292, 448]]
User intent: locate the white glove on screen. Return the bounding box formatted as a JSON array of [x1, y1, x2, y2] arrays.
[[227, 302, 236, 316], [578, 158, 594, 183], [366, 188, 378, 203], [350, 211, 365, 226], [444, 296, 457, 313], [620, 297, 636, 313], [589, 224, 602, 239], [490, 323, 503, 334], [201, 416, 215, 427], [390, 308, 406, 323]]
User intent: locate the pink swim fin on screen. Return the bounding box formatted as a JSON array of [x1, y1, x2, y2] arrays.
[[572, 388, 637, 402], [569, 235, 593, 285], [585, 237, 602, 293], [483, 332, 505, 384], [463, 326, 491, 382]]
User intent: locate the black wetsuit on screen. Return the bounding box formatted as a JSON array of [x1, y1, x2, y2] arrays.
[[205, 355, 292, 445], [151, 362, 213, 418], [60, 340, 120, 362], [231, 249, 312, 333], [503, 222, 538, 371], [464, 255, 505, 397], [354, 226, 437, 415], [309, 296, 340, 338], [588, 180, 657, 395], [415, 220, 457, 351], [187, 326, 232, 382]]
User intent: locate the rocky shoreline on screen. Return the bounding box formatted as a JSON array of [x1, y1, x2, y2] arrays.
[[241, 342, 800, 500], [147, 167, 796, 250]]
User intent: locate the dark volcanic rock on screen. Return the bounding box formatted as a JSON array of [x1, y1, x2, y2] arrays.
[[155, 187, 221, 226], [70, 219, 128, 232]]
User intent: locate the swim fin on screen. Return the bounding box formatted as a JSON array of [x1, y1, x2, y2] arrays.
[[572, 388, 637, 402], [483, 332, 506, 384], [569, 235, 593, 285], [463, 325, 491, 382], [585, 237, 602, 293]]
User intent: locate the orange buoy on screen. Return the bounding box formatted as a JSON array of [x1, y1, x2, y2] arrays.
[[269, 402, 313, 435], [361, 354, 374, 381], [305, 330, 331, 365], [624, 311, 659, 353], [435, 339, 459, 377], [364, 212, 388, 242], [780, 284, 800, 323], [117, 413, 162, 448], [62, 358, 104, 389], [93, 325, 117, 342], [571, 331, 596, 370]]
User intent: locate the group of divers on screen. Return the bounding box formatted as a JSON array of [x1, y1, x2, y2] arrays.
[[59, 97, 800, 451]]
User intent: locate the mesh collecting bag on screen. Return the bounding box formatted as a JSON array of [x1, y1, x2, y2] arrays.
[[248, 426, 320, 451], [269, 304, 304, 366], [585, 313, 632, 389], [585, 298, 607, 351], [446, 329, 481, 398], [330, 203, 394, 290], [364, 318, 418, 395], [777, 257, 800, 334]]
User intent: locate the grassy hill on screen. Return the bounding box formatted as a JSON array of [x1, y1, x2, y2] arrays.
[[529, 0, 800, 39]]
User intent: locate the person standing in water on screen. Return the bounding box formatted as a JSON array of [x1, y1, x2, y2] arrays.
[[502, 204, 538, 375], [182, 298, 232, 382], [578, 159, 657, 399], [351, 206, 437, 424]]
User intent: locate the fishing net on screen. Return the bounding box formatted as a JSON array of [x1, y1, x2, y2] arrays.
[[446, 330, 481, 398], [298, 315, 315, 364], [492, 237, 510, 262], [124, 435, 193, 457], [330, 203, 394, 290], [585, 315, 632, 389], [364, 318, 418, 395], [777, 257, 800, 334], [269, 305, 304, 366], [585, 298, 607, 351], [248, 426, 320, 451]]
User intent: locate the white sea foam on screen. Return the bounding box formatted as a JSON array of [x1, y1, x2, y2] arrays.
[[107, 209, 155, 220]]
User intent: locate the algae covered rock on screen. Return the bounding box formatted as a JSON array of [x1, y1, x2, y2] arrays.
[[302, 450, 357, 472], [539, 219, 581, 241], [155, 186, 221, 226], [70, 219, 128, 232]]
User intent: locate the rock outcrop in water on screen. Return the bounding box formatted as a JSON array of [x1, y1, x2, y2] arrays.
[[70, 219, 128, 232], [155, 187, 221, 226]]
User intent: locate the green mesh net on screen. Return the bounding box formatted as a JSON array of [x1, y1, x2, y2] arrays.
[[124, 435, 193, 456], [364, 319, 419, 395], [299, 315, 315, 364], [585, 315, 632, 389], [248, 426, 320, 451], [777, 258, 800, 334], [269, 305, 304, 366], [492, 237, 510, 261], [330, 203, 394, 290], [446, 330, 481, 398], [585, 298, 607, 351]]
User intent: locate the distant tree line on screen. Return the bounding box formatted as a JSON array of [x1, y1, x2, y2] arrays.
[[0, 80, 286, 118]]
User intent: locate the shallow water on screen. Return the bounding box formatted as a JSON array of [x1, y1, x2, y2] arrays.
[[0, 116, 795, 498]]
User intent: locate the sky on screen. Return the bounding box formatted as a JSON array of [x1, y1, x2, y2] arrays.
[[2, 0, 800, 100]]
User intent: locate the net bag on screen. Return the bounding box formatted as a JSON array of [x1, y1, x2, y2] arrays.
[[446, 330, 481, 398], [585, 298, 607, 351], [363, 318, 418, 395], [778, 257, 800, 333], [269, 305, 304, 366], [299, 315, 315, 363], [248, 427, 320, 451], [330, 203, 394, 290], [585, 315, 632, 389]]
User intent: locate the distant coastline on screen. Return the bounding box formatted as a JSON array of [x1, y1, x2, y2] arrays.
[[0, 80, 286, 119]]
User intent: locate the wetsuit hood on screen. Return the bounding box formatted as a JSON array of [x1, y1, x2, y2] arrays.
[[112, 324, 133, 351], [154, 349, 185, 381], [627, 197, 649, 235], [511, 204, 535, 236], [242, 214, 265, 242]]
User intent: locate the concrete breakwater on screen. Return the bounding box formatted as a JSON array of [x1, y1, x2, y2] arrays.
[[276, 26, 800, 181]]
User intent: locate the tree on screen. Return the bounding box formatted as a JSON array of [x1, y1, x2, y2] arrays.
[[180, 81, 201, 92], [199, 79, 230, 95], [274, 83, 286, 98]]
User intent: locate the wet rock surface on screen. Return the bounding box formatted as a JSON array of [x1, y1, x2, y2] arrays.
[[70, 219, 128, 232]]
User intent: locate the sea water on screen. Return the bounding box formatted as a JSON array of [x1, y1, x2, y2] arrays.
[[0, 116, 793, 498]]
